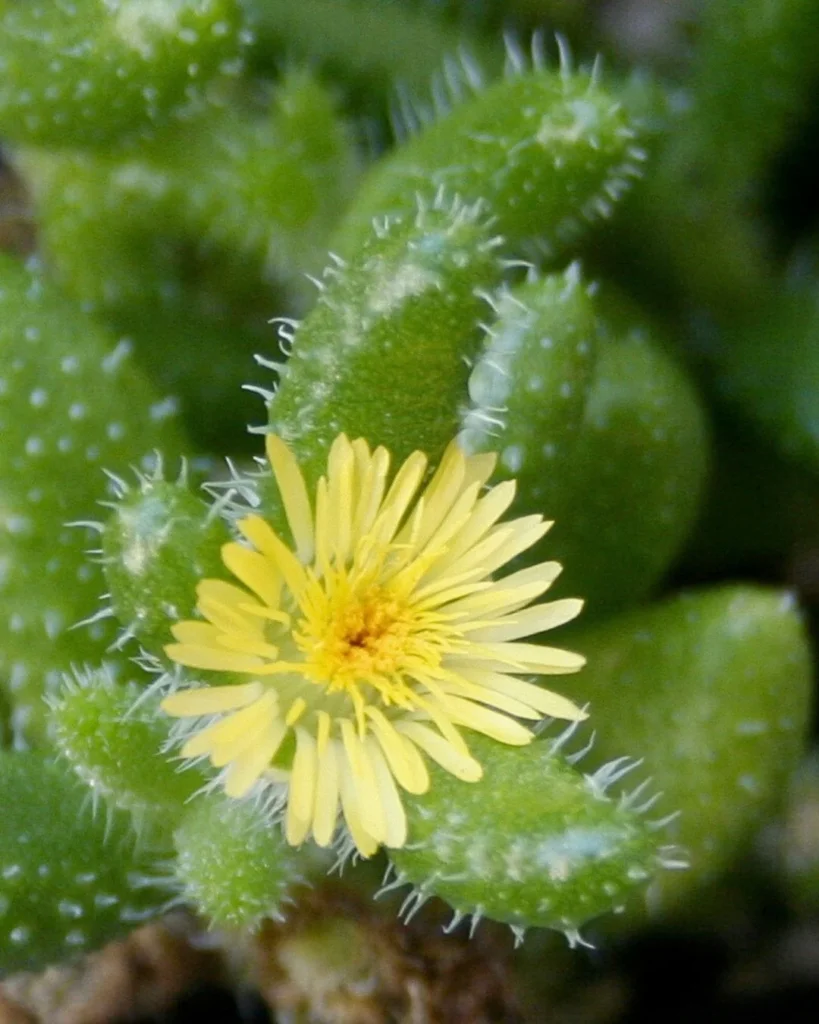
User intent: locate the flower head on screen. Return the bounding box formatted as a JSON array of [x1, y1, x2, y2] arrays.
[[161, 434, 586, 856]]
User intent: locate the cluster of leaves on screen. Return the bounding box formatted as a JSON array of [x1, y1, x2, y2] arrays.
[[0, 0, 816, 984]]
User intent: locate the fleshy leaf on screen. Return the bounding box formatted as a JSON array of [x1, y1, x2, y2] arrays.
[[0, 751, 169, 973], [389, 732, 679, 941], [563, 586, 813, 908]]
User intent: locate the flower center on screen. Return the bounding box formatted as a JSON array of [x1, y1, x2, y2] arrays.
[[306, 585, 414, 691]]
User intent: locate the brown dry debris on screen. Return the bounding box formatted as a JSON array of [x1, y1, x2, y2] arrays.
[[0, 916, 222, 1024], [247, 885, 523, 1024], [0, 158, 36, 258]]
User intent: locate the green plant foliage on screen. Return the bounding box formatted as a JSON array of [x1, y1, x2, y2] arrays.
[[389, 731, 681, 943], [0, 0, 813, 988], [334, 64, 644, 257], [0, 0, 249, 148], [50, 672, 205, 820], [712, 285, 819, 474], [564, 586, 813, 907], [462, 279, 709, 616], [0, 253, 185, 745], [266, 195, 503, 487], [174, 793, 307, 929], [102, 473, 230, 655], [0, 751, 169, 973]]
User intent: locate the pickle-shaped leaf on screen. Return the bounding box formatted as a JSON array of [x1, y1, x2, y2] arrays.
[[389, 732, 681, 943], [0, 752, 169, 973]]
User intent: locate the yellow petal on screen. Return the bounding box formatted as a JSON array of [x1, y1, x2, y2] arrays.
[[311, 737, 340, 847], [340, 719, 386, 843], [422, 480, 516, 579], [369, 450, 428, 546], [161, 682, 264, 717], [434, 673, 542, 720], [454, 668, 586, 719], [266, 434, 315, 562], [215, 633, 280, 660], [442, 695, 534, 745], [442, 561, 563, 619], [237, 515, 307, 598], [223, 719, 288, 798], [170, 621, 223, 647], [285, 727, 317, 846], [351, 442, 390, 539], [164, 644, 264, 674], [398, 721, 483, 782], [209, 693, 279, 767], [461, 450, 497, 490], [326, 433, 355, 565], [221, 542, 282, 609], [182, 694, 276, 761], [395, 441, 464, 551], [196, 579, 253, 609], [474, 641, 587, 673], [365, 706, 429, 795], [466, 598, 584, 642], [366, 738, 407, 848], [197, 594, 262, 638], [338, 757, 380, 857]]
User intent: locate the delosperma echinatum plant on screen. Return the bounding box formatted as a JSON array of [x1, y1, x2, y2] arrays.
[[0, 0, 817, 1008]]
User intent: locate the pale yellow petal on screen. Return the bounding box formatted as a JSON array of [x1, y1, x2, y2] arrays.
[[340, 720, 386, 843], [161, 682, 264, 717], [223, 719, 288, 798], [366, 738, 407, 848], [209, 693, 279, 767], [311, 737, 340, 847], [182, 693, 276, 763], [215, 633, 280, 660], [369, 450, 428, 546], [198, 595, 262, 638], [164, 644, 264, 674], [351, 443, 390, 539], [366, 706, 429, 795], [266, 434, 315, 562], [196, 579, 253, 609], [285, 727, 317, 846], [442, 694, 534, 745], [394, 442, 464, 553], [397, 721, 483, 782], [453, 668, 586, 719], [421, 480, 516, 579], [170, 621, 223, 647], [415, 480, 482, 561], [461, 450, 497, 490], [466, 598, 584, 642], [434, 674, 542, 719], [465, 641, 587, 674], [442, 561, 563, 619], [237, 515, 307, 598], [339, 758, 379, 857], [221, 542, 282, 609], [326, 433, 355, 565]]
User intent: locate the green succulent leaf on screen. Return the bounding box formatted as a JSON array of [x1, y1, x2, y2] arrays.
[[334, 65, 644, 258], [0, 254, 185, 745], [0, 751, 169, 973], [266, 196, 504, 489], [0, 0, 249, 148], [564, 585, 813, 908], [174, 793, 309, 929], [50, 671, 205, 820], [389, 732, 680, 942], [102, 473, 230, 655], [462, 281, 709, 616]]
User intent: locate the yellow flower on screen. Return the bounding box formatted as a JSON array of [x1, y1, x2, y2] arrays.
[[161, 434, 586, 856]]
